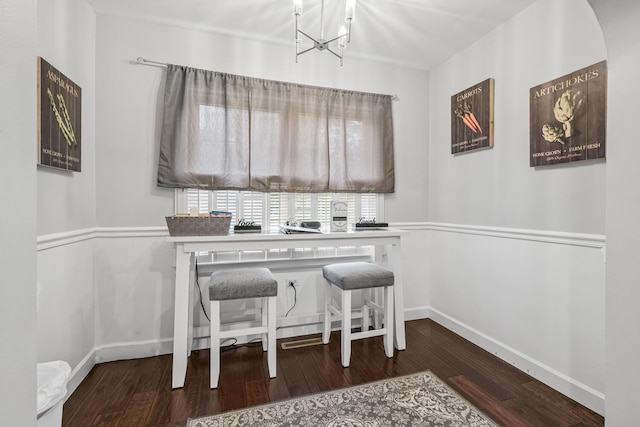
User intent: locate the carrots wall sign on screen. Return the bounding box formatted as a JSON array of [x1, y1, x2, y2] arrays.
[[529, 61, 607, 167], [451, 78, 494, 154]]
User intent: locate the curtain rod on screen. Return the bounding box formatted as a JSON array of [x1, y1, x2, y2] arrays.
[[135, 57, 167, 67], [133, 57, 399, 100]]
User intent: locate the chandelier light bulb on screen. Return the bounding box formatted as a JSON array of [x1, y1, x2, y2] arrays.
[[345, 0, 356, 22], [339, 25, 347, 49], [293, 0, 303, 16]]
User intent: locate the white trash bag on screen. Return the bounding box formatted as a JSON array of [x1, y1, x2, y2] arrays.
[[37, 361, 71, 419]]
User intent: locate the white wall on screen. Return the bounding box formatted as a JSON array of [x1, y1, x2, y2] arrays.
[[36, 0, 97, 394], [0, 0, 38, 424], [428, 0, 606, 234], [90, 14, 431, 354], [37, 0, 97, 236], [28, 0, 622, 421], [586, 0, 640, 425], [427, 0, 606, 414], [86, 3, 608, 415], [93, 234, 174, 360], [93, 14, 430, 227]]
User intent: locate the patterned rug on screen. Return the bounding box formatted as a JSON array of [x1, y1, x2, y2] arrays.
[[187, 371, 498, 426]]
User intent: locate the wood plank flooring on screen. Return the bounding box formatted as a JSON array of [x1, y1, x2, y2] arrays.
[[62, 319, 604, 426]]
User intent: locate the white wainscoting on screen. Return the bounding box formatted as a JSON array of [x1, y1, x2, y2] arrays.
[[37, 223, 605, 415], [422, 222, 605, 415], [37, 233, 101, 399]]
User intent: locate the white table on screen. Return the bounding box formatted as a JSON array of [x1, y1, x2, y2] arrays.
[[167, 228, 407, 388]]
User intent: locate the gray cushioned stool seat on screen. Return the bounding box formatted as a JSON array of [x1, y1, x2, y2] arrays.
[[322, 262, 394, 291], [209, 267, 277, 301], [208, 266, 278, 389], [322, 261, 395, 367]]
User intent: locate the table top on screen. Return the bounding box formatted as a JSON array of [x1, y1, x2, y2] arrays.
[[167, 227, 407, 244]]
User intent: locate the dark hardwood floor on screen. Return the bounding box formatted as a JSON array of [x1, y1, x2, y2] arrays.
[[62, 319, 604, 426]]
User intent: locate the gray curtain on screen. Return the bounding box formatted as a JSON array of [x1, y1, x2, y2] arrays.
[[157, 64, 395, 193]]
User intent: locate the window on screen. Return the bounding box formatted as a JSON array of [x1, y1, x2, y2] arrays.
[[177, 189, 382, 233], [176, 189, 381, 262]]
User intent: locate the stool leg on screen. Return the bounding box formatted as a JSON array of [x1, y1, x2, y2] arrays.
[[322, 279, 332, 344], [373, 288, 383, 329], [267, 296, 276, 378], [383, 286, 394, 358], [261, 297, 268, 352], [210, 300, 221, 389], [362, 290, 370, 332], [341, 289, 352, 367]]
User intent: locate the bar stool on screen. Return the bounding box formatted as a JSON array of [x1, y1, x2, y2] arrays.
[[209, 267, 278, 389], [322, 261, 394, 367]]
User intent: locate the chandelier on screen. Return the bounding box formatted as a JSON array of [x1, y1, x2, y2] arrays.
[[293, 0, 356, 65]]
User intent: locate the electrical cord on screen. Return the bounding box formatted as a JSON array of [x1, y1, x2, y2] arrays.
[[284, 282, 297, 318], [197, 260, 251, 352], [197, 260, 297, 351], [194, 260, 210, 322], [276, 282, 298, 332]]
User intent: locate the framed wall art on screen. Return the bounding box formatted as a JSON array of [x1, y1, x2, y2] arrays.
[[451, 78, 494, 154], [37, 57, 82, 172], [529, 60, 607, 167]]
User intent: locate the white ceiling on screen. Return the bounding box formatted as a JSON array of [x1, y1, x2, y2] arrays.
[[87, 0, 536, 70]]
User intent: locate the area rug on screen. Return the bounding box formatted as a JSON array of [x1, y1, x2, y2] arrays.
[[187, 371, 498, 426]]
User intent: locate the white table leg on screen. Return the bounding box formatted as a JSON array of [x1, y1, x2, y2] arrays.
[[187, 253, 196, 356], [172, 245, 190, 389], [390, 242, 406, 350]]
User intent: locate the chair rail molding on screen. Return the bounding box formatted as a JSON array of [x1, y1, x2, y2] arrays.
[[421, 222, 605, 249], [37, 222, 605, 252], [37, 226, 168, 251]]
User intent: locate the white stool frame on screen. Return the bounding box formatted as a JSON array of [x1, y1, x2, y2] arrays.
[[322, 279, 394, 367], [210, 296, 276, 388]]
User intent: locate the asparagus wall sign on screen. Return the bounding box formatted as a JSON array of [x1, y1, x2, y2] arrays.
[[450, 78, 494, 154], [38, 57, 82, 172], [529, 61, 606, 167]]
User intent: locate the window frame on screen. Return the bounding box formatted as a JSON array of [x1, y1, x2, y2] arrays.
[[174, 189, 384, 263]]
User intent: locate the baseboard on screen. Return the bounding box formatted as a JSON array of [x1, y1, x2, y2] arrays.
[[95, 338, 174, 363], [68, 306, 605, 417], [427, 307, 605, 416], [404, 306, 430, 322], [92, 316, 328, 363], [89, 308, 429, 361], [66, 340, 175, 397], [64, 348, 96, 402], [92, 310, 368, 361]]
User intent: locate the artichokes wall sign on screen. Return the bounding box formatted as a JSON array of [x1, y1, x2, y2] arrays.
[[541, 89, 584, 145]]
